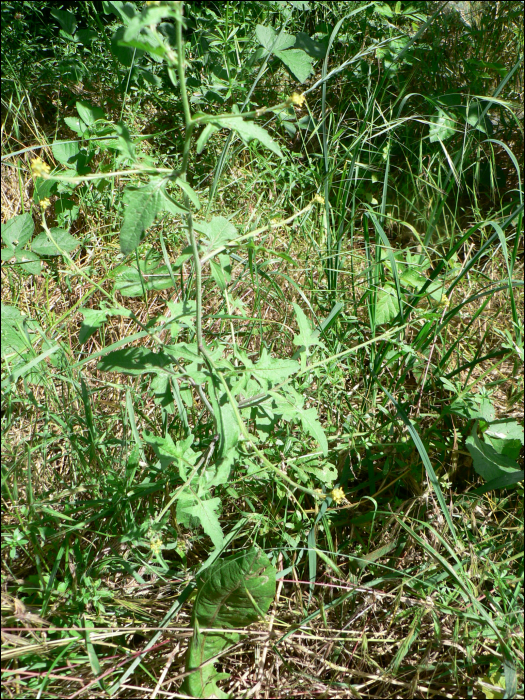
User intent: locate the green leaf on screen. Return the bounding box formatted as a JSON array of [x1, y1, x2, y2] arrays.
[[164, 299, 196, 338], [215, 116, 283, 158], [31, 229, 80, 257], [78, 306, 131, 345], [400, 267, 427, 288], [114, 122, 137, 162], [174, 178, 201, 209], [52, 139, 81, 166], [249, 347, 298, 388], [293, 459, 337, 487], [123, 4, 174, 41], [76, 100, 105, 126], [177, 494, 224, 550], [275, 48, 315, 83], [216, 399, 240, 459], [429, 108, 456, 143], [119, 179, 187, 254], [111, 26, 144, 66], [270, 389, 328, 456], [466, 426, 520, 482], [195, 216, 238, 254], [120, 23, 166, 58], [483, 419, 524, 461], [1, 213, 34, 250], [143, 431, 197, 478], [484, 419, 524, 444], [50, 8, 77, 36], [292, 303, 324, 354], [197, 124, 220, 154], [298, 406, 328, 456], [375, 286, 399, 325], [12, 250, 42, 275], [294, 31, 327, 59], [255, 25, 296, 53], [120, 179, 165, 254], [113, 255, 175, 297], [1, 304, 34, 357], [209, 254, 231, 291], [182, 548, 276, 698], [76, 28, 98, 46], [97, 347, 173, 375]]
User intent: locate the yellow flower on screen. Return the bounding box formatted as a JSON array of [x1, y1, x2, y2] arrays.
[[289, 92, 306, 107], [331, 487, 345, 504], [150, 537, 163, 555], [39, 198, 51, 210], [439, 294, 450, 308], [312, 194, 325, 205], [31, 157, 51, 178]]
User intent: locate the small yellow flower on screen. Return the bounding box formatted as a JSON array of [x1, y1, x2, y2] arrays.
[[331, 487, 346, 504], [39, 198, 51, 210], [289, 92, 306, 107], [312, 194, 325, 205], [31, 157, 51, 178], [150, 537, 163, 555], [439, 294, 450, 308]]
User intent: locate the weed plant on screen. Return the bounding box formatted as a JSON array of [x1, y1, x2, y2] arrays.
[[1, 1, 524, 698]]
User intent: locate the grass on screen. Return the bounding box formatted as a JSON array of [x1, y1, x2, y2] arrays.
[[1, 1, 524, 698]]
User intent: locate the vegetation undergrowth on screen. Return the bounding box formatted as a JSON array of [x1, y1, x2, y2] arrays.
[[1, 1, 523, 698]]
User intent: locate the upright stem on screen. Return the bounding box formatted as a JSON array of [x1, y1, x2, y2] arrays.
[[175, 3, 203, 353]]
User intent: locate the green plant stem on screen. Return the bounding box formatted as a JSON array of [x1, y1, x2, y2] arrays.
[[173, 3, 204, 356]]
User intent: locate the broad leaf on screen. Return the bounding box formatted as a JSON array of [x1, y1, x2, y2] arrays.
[[174, 177, 200, 209], [195, 216, 238, 257], [76, 100, 105, 126], [50, 8, 77, 36], [400, 267, 427, 289], [31, 229, 80, 257], [113, 255, 175, 296], [182, 548, 276, 698], [1, 213, 34, 250], [1, 304, 35, 357], [78, 306, 131, 344], [375, 286, 399, 325], [484, 419, 524, 461], [97, 347, 173, 374], [255, 25, 296, 53], [209, 254, 231, 291], [164, 299, 196, 338], [111, 26, 144, 66], [216, 399, 240, 458], [120, 179, 165, 254], [270, 389, 328, 456], [294, 31, 327, 59], [120, 178, 187, 254], [12, 250, 42, 275], [215, 117, 283, 158], [429, 108, 456, 143], [275, 48, 314, 83], [466, 427, 520, 482], [52, 139, 80, 166]]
